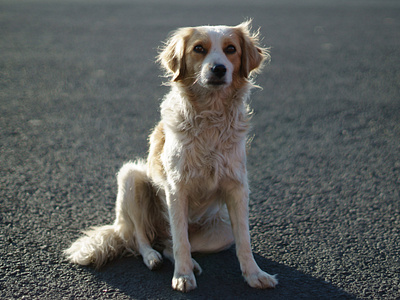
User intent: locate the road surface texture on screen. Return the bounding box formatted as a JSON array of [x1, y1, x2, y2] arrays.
[[1, 0, 399, 299]]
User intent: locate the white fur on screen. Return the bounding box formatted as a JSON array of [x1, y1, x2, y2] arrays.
[[64, 21, 277, 292], [199, 27, 235, 87]]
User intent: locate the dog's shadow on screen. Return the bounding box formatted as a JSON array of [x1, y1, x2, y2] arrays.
[[90, 247, 356, 299]]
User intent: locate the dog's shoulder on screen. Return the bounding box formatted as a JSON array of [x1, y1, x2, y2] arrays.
[[148, 121, 166, 184]]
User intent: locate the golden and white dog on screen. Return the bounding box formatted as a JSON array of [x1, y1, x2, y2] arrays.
[[65, 20, 277, 292]]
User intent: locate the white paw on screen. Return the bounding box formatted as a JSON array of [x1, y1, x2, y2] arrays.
[[172, 272, 197, 292], [244, 270, 278, 289], [143, 250, 163, 270]]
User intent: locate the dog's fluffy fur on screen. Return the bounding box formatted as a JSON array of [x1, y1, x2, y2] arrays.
[[65, 20, 277, 292]]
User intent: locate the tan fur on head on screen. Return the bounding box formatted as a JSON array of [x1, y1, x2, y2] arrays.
[[158, 27, 193, 82], [158, 20, 270, 84], [234, 20, 271, 78]]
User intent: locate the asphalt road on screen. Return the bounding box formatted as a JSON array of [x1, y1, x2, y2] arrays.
[[1, 0, 399, 299]]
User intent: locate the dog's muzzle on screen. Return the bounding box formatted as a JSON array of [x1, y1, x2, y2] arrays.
[[208, 64, 227, 86]]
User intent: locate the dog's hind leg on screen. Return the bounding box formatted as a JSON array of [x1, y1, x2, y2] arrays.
[[189, 205, 235, 254], [115, 161, 164, 270]]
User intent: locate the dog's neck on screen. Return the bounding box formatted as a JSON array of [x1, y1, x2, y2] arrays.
[[173, 81, 253, 114], [160, 82, 252, 137]]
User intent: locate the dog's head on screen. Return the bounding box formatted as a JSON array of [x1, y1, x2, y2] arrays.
[[158, 20, 269, 90]]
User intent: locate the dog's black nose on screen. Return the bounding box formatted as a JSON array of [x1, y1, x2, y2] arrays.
[[211, 64, 227, 78]]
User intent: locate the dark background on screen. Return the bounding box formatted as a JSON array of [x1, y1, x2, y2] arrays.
[[1, 0, 399, 299]]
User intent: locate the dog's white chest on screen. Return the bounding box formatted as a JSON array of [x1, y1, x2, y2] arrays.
[[176, 114, 247, 186], [160, 87, 251, 194]]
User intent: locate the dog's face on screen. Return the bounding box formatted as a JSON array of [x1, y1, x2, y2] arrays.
[[184, 26, 241, 88], [159, 21, 269, 91]]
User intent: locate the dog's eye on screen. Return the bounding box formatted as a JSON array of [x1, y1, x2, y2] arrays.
[[193, 45, 206, 54], [225, 45, 236, 54]]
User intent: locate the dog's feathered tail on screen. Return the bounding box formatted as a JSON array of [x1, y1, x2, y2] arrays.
[[64, 224, 136, 269], [64, 160, 161, 269]]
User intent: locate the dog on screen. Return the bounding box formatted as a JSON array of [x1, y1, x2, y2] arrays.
[[64, 20, 277, 292]]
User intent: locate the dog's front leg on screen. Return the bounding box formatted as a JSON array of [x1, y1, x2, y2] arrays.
[[225, 182, 278, 289], [165, 189, 197, 292]]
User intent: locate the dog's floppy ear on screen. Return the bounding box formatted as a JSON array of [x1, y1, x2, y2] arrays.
[[235, 20, 270, 78], [158, 28, 193, 82]]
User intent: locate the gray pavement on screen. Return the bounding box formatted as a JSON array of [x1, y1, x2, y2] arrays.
[[1, 0, 399, 299]]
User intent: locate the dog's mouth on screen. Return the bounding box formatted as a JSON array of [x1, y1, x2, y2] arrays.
[[200, 70, 230, 88], [206, 79, 226, 87], [206, 78, 227, 88]]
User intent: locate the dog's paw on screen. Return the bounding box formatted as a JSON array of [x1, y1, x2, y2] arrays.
[[244, 270, 278, 289], [172, 272, 197, 292], [192, 258, 202, 275], [143, 249, 163, 270]]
